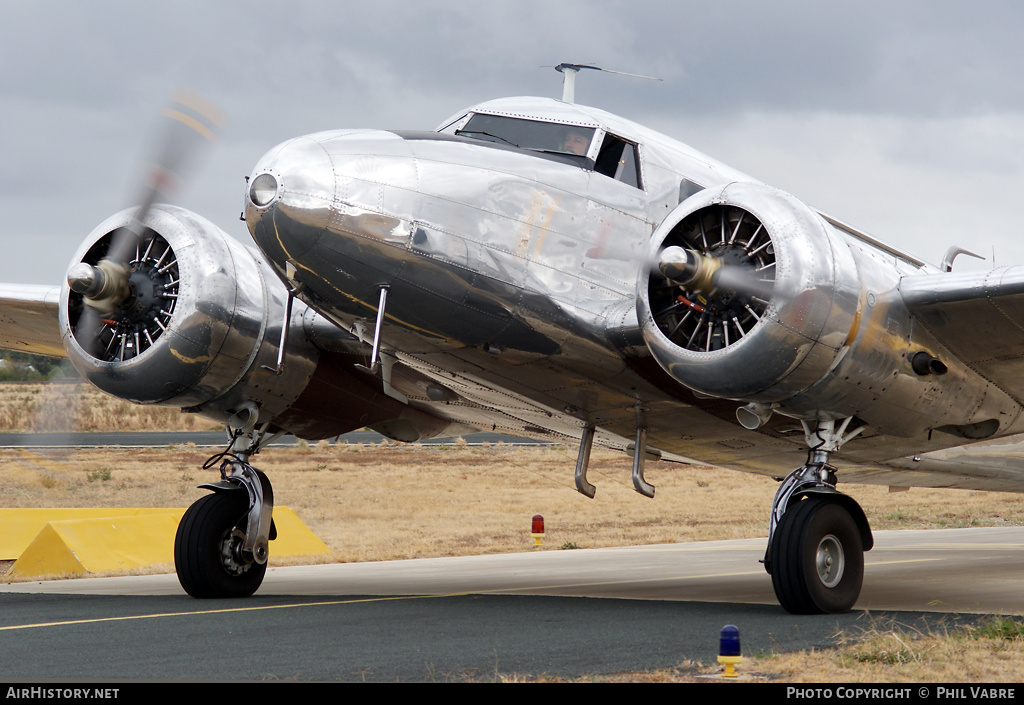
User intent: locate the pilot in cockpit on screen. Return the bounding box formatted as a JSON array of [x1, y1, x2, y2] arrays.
[[561, 128, 591, 156]]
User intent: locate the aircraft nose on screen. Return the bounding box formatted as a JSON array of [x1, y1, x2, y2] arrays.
[[245, 130, 422, 285], [244, 135, 336, 265]]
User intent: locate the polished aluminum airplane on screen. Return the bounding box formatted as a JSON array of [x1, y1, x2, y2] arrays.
[[2, 81, 1022, 614]]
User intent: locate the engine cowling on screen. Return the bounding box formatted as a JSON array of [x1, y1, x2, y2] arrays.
[[637, 182, 860, 405], [60, 205, 303, 408], [58, 204, 447, 441]]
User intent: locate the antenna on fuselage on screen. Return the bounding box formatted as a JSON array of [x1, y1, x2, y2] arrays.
[[553, 62, 662, 104]]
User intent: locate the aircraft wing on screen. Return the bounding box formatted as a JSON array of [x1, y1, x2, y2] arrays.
[[901, 266, 1024, 403], [0, 284, 64, 358]]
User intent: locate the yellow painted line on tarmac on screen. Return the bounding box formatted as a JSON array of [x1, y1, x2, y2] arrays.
[[0, 568, 775, 632], [0, 555, 968, 633], [0, 595, 440, 632]]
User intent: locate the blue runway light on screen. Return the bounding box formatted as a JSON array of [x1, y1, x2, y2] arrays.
[[717, 624, 742, 677], [719, 624, 741, 656]]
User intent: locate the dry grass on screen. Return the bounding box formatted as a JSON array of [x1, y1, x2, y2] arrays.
[[0, 443, 776, 560], [8, 441, 1024, 561], [0, 382, 221, 432], [549, 618, 1024, 683]]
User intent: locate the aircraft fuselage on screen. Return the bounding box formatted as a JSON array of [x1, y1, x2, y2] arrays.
[[242, 97, 1024, 482]]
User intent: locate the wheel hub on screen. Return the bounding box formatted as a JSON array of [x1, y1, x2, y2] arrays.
[[816, 534, 845, 588], [220, 528, 255, 577]]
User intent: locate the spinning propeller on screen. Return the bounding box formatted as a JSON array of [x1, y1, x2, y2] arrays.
[[67, 89, 224, 360], [656, 245, 776, 303], [648, 205, 777, 353]]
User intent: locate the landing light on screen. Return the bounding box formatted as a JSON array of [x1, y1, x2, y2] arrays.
[[249, 173, 279, 207]]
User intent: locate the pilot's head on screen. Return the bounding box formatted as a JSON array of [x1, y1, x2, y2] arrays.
[[561, 129, 590, 156]]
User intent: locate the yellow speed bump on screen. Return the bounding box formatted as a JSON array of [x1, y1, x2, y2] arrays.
[[0, 508, 182, 560], [10, 513, 184, 579], [3, 506, 331, 580], [268, 507, 332, 558]]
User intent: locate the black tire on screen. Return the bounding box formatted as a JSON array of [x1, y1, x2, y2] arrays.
[[770, 496, 863, 614], [174, 492, 267, 598]]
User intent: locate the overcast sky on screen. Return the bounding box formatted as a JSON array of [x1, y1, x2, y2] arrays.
[[4, 1, 1024, 284]]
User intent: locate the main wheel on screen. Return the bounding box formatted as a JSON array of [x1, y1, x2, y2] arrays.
[[770, 496, 863, 614], [174, 492, 267, 598]]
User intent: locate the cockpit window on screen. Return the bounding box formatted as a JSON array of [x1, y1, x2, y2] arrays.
[[450, 113, 644, 190], [455, 114, 595, 163]]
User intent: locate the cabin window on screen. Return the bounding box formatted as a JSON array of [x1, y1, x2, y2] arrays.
[[594, 134, 642, 189]]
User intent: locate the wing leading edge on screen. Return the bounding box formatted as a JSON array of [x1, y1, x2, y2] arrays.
[[0, 284, 63, 358], [901, 265, 1024, 404]]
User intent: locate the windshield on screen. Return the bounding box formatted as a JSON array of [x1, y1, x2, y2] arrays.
[[455, 114, 596, 159]]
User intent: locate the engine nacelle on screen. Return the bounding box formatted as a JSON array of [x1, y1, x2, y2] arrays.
[[60, 205, 306, 408], [58, 204, 444, 441], [638, 182, 861, 404]]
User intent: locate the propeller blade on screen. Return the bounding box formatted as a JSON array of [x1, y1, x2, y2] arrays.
[[655, 246, 775, 302], [72, 307, 106, 359], [105, 89, 225, 267], [69, 89, 224, 355], [712, 261, 776, 303]]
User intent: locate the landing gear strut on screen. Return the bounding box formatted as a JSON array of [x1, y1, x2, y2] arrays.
[[175, 410, 279, 598], [764, 419, 873, 614]]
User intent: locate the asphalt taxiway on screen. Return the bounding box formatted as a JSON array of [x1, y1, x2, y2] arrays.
[[0, 527, 1019, 680]]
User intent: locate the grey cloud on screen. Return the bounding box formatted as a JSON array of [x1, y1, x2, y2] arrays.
[[3, 1, 1024, 283]]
